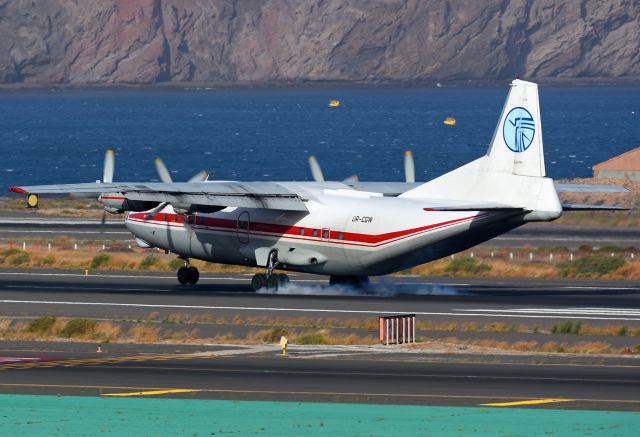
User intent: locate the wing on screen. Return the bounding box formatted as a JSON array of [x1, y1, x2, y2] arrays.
[[9, 181, 309, 212]]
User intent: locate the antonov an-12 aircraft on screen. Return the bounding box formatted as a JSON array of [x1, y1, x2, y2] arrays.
[[9, 80, 626, 290]]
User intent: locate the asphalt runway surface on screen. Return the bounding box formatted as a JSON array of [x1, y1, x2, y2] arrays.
[[1, 341, 639, 411], [1, 270, 640, 326], [1, 213, 639, 248], [1, 271, 640, 411]]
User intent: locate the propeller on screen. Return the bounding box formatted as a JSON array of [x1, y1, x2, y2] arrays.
[[188, 170, 209, 183], [308, 155, 359, 183], [404, 150, 415, 183], [154, 157, 172, 183], [308, 152, 415, 183], [103, 149, 115, 183], [308, 156, 325, 182], [154, 157, 209, 183]]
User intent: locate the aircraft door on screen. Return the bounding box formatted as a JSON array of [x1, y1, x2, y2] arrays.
[[237, 211, 250, 244]]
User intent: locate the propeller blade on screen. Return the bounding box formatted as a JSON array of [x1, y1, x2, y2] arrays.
[[404, 150, 415, 183], [342, 175, 360, 183], [103, 149, 115, 183], [144, 202, 168, 220], [154, 157, 173, 183], [188, 170, 209, 183], [308, 155, 325, 182]]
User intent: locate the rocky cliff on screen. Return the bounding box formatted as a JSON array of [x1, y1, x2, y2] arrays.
[[1, 0, 639, 85]]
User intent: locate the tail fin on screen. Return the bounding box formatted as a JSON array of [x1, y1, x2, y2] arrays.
[[486, 79, 545, 177], [400, 79, 561, 220]]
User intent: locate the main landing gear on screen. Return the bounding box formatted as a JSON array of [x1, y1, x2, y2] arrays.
[[251, 250, 289, 291], [176, 257, 199, 285]]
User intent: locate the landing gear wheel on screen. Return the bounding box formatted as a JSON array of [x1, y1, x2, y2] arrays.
[[266, 274, 280, 290], [251, 273, 268, 291], [177, 267, 190, 285], [187, 266, 199, 285], [278, 273, 290, 287]]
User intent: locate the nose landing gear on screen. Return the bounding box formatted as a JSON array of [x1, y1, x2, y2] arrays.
[[176, 257, 199, 285], [251, 250, 289, 291]]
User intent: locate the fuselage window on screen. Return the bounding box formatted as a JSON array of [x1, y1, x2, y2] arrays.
[[322, 230, 330, 239], [312, 229, 318, 237], [163, 213, 168, 221], [299, 228, 305, 235], [338, 232, 344, 240]]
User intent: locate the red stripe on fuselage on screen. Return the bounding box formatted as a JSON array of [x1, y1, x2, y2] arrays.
[[127, 212, 485, 247]]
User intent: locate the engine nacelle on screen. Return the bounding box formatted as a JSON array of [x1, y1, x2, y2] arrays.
[[98, 193, 160, 213]]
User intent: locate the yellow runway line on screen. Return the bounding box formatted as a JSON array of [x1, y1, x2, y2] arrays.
[[481, 398, 574, 407], [102, 389, 201, 397]]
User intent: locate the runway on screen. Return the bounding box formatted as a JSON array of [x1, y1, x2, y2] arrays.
[[1, 341, 639, 411], [1, 271, 640, 420], [1, 270, 640, 326]]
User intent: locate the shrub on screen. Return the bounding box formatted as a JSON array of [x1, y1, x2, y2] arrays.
[[551, 320, 582, 335], [11, 252, 30, 266], [558, 255, 625, 277], [297, 332, 327, 345], [41, 254, 56, 266], [444, 257, 491, 275], [61, 319, 96, 338], [90, 253, 111, 269], [2, 248, 21, 256], [28, 316, 57, 334], [574, 255, 625, 275], [169, 259, 184, 270], [138, 255, 161, 270]]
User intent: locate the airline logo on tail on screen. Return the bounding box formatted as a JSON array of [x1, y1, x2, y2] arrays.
[[503, 107, 535, 152]]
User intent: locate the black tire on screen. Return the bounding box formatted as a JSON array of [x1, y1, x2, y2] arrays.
[[278, 273, 290, 287], [266, 274, 280, 290], [251, 273, 268, 291], [187, 266, 199, 285], [177, 267, 189, 285]]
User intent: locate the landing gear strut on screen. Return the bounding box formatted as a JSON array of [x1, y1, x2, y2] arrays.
[[251, 250, 289, 291], [176, 257, 199, 285]]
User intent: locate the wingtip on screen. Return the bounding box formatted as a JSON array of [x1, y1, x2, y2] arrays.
[[8, 186, 27, 194], [106, 149, 114, 154], [405, 150, 412, 156]]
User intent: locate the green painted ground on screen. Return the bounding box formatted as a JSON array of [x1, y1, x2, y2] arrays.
[[0, 394, 638, 436]]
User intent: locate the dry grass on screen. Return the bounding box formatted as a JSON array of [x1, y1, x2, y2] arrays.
[[0, 246, 260, 274], [127, 325, 161, 342], [418, 337, 626, 355], [1, 315, 638, 354], [95, 322, 121, 342]]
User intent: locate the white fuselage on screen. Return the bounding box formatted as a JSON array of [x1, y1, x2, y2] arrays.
[[125, 183, 525, 276]]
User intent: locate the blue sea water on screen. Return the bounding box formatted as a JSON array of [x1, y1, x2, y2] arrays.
[[1, 85, 639, 189]]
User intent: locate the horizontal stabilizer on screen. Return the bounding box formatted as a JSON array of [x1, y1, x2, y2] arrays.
[[554, 183, 628, 193], [561, 203, 629, 211]]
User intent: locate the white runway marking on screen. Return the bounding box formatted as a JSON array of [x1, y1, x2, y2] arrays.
[[459, 308, 640, 317], [1, 299, 640, 321]]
